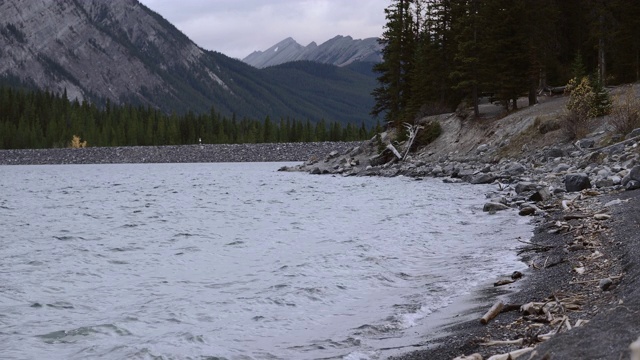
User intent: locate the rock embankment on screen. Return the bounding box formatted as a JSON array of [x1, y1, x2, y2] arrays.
[[0, 142, 362, 165]]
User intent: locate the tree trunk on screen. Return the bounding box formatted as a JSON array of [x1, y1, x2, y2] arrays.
[[598, 14, 606, 84], [472, 84, 479, 118], [529, 80, 537, 106]]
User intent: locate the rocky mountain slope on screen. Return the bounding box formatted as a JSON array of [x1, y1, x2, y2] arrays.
[[243, 35, 382, 69], [0, 0, 376, 125]]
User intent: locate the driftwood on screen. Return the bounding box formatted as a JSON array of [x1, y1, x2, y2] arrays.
[[386, 143, 402, 160], [481, 338, 524, 346], [570, 274, 622, 285], [401, 123, 423, 161], [486, 347, 534, 360], [481, 301, 504, 325], [453, 354, 483, 360], [630, 336, 640, 360], [494, 279, 516, 287]]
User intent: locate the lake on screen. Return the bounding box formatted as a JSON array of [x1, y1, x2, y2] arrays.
[[0, 162, 531, 359]]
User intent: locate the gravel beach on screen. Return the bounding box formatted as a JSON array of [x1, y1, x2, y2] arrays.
[[0, 142, 362, 165]]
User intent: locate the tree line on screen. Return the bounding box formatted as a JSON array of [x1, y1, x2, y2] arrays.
[[0, 86, 378, 149], [373, 0, 640, 127]]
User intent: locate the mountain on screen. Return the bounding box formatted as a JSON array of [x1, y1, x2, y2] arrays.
[[243, 36, 382, 69], [0, 0, 377, 125]]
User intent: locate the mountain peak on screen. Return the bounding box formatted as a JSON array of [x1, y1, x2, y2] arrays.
[[242, 35, 382, 69]]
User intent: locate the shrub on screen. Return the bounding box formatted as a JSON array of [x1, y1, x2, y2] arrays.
[[564, 76, 611, 139], [411, 121, 442, 151], [610, 86, 640, 137], [69, 135, 87, 148]]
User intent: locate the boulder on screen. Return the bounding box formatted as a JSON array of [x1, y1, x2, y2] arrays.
[[529, 187, 551, 202], [595, 178, 615, 188], [599, 277, 613, 291], [515, 182, 538, 194], [483, 202, 510, 212], [626, 180, 640, 191], [504, 163, 526, 176], [629, 166, 640, 182], [456, 168, 476, 180], [565, 173, 591, 192], [470, 173, 496, 184], [519, 206, 536, 216]]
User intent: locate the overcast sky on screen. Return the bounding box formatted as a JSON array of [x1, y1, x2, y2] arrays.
[[138, 0, 386, 59]]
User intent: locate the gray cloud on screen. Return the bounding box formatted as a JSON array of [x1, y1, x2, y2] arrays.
[[138, 0, 385, 59]]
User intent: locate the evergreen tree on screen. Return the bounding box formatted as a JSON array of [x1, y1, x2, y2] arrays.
[[372, 0, 416, 127]]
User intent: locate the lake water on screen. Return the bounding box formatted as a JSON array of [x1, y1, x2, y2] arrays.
[[0, 162, 531, 360]]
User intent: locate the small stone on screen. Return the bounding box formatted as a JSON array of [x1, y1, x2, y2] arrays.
[[599, 277, 613, 291], [553, 163, 571, 173], [476, 144, 490, 154]]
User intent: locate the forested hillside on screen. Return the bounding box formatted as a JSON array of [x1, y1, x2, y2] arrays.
[[0, 0, 377, 127], [0, 85, 375, 149], [373, 0, 640, 127]]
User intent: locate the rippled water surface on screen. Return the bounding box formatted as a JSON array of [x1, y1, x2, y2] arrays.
[[0, 163, 531, 359]]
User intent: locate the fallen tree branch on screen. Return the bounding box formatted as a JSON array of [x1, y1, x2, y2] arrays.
[[481, 338, 524, 346], [401, 122, 423, 161], [481, 301, 504, 325], [386, 143, 402, 160], [487, 347, 534, 360], [570, 275, 623, 284]]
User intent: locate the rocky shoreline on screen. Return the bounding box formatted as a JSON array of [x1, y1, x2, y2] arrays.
[[0, 142, 362, 165], [280, 118, 640, 359]]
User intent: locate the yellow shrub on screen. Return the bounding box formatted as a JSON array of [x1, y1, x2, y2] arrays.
[[69, 135, 87, 148]]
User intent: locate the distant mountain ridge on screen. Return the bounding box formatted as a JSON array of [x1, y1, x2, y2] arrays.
[[243, 36, 382, 69], [0, 0, 377, 125]]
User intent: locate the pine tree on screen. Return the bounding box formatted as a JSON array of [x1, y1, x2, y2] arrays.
[[372, 0, 416, 127]]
